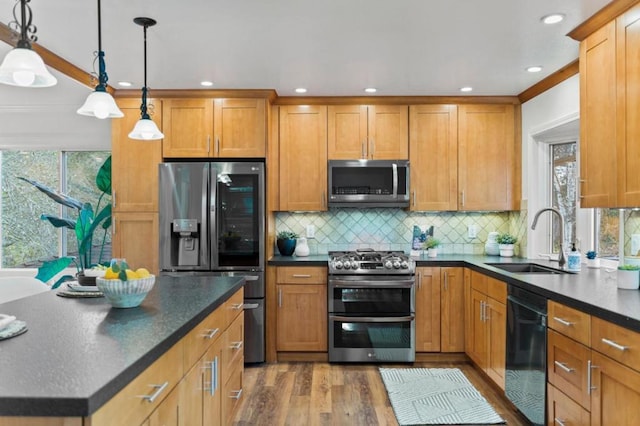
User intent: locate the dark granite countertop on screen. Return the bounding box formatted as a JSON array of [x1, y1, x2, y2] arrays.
[[270, 253, 640, 332], [0, 275, 244, 417]]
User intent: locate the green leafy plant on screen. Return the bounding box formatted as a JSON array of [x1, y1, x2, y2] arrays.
[[618, 264, 640, 271], [277, 230, 299, 240], [586, 250, 597, 260], [19, 156, 112, 288], [422, 237, 440, 249], [496, 233, 518, 245]]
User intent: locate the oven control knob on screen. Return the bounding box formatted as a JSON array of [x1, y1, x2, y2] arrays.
[[400, 260, 409, 269], [335, 261, 343, 269], [350, 261, 359, 269], [343, 262, 351, 270], [384, 260, 393, 269], [393, 260, 401, 269]]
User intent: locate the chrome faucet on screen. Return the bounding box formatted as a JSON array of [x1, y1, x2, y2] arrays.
[[531, 207, 567, 269]]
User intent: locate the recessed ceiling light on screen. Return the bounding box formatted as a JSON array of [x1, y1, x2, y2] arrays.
[[200, 81, 214, 87], [460, 86, 473, 92], [526, 66, 543, 73], [541, 13, 565, 25], [295, 88, 307, 93], [117, 81, 132, 87], [364, 87, 377, 93]]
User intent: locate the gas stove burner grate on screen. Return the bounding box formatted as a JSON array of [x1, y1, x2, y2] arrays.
[[328, 250, 415, 274]]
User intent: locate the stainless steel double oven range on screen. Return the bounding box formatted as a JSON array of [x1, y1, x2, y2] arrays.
[[328, 249, 416, 363]]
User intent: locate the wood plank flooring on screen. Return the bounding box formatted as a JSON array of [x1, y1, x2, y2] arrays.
[[233, 361, 530, 425]]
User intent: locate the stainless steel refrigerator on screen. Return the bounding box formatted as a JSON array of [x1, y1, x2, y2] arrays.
[[159, 161, 265, 363]]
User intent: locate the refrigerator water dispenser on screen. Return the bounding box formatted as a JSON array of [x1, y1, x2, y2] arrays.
[[173, 219, 199, 266]]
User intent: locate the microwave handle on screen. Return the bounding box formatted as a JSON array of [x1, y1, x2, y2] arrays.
[[392, 163, 398, 198]]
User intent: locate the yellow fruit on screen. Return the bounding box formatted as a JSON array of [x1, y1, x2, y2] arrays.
[[104, 267, 119, 279], [136, 268, 150, 278], [125, 269, 140, 280]]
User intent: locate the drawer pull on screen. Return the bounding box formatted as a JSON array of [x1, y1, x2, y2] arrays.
[[202, 328, 219, 339], [230, 303, 244, 311], [229, 389, 243, 400], [554, 418, 566, 426], [601, 337, 628, 351], [292, 274, 312, 278], [588, 360, 598, 394], [553, 317, 574, 327], [138, 381, 169, 403], [230, 341, 243, 350], [554, 361, 575, 373]]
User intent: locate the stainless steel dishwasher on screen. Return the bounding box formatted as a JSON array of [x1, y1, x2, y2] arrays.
[[505, 285, 547, 426]]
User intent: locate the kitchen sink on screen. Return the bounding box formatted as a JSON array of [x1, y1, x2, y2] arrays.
[[486, 262, 569, 274]]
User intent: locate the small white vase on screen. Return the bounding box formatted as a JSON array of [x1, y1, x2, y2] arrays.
[[427, 248, 438, 258], [499, 244, 514, 257], [294, 237, 310, 257], [616, 269, 640, 290], [587, 258, 600, 268]]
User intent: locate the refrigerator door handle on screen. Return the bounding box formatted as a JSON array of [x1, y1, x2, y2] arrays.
[[243, 303, 260, 310], [244, 275, 259, 281]]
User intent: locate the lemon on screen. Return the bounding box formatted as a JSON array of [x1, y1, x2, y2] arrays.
[[136, 268, 150, 278], [125, 269, 140, 280], [104, 267, 119, 280]]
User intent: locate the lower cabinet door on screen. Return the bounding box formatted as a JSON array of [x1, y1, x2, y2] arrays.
[[590, 351, 640, 426], [222, 360, 244, 424], [547, 383, 590, 426], [179, 360, 204, 426], [203, 340, 223, 426], [147, 384, 180, 426]]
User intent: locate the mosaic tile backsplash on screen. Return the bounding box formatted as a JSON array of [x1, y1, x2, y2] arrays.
[[276, 209, 524, 255]]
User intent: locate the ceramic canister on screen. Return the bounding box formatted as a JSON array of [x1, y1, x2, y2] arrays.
[[485, 231, 500, 256]]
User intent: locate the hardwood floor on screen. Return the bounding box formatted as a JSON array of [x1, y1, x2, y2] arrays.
[[233, 361, 530, 425]]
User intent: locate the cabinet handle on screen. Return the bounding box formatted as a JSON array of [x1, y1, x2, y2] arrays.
[[230, 303, 244, 311], [207, 135, 211, 153], [578, 179, 586, 199], [588, 359, 598, 394], [229, 389, 243, 400], [292, 274, 312, 278], [601, 337, 628, 351], [230, 341, 243, 350], [201, 328, 219, 339], [412, 191, 416, 207], [203, 356, 219, 395], [480, 300, 485, 321], [417, 272, 422, 290], [112, 189, 116, 208], [112, 219, 116, 235], [362, 141, 366, 159], [554, 360, 575, 373], [322, 191, 326, 208], [215, 136, 220, 155], [443, 272, 448, 291], [138, 381, 169, 403], [554, 418, 567, 426], [370, 138, 375, 157], [278, 288, 282, 307], [460, 190, 465, 207], [553, 317, 574, 327]]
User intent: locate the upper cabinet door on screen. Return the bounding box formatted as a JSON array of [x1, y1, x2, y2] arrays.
[[616, 5, 640, 207], [409, 104, 458, 211], [162, 99, 214, 158], [112, 98, 163, 212], [580, 22, 618, 208], [279, 105, 328, 211], [328, 105, 368, 159], [458, 104, 516, 211], [368, 105, 409, 160], [214, 98, 266, 158]]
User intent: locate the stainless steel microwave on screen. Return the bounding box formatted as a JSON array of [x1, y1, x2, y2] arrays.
[[328, 160, 410, 208]]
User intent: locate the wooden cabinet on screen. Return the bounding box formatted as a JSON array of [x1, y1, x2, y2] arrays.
[[547, 383, 590, 426], [112, 212, 159, 275], [458, 104, 516, 211], [146, 384, 180, 426], [415, 267, 464, 353], [112, 98, 163, 213], [328, 105, 408, 160], [276, 266, 327, 352], [409, 105, 458, 211], [278, 105, 328, 211], [464, 270, 506, 389], [162, 98, 266, 159]]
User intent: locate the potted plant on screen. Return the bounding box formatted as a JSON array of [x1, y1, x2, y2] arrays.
[[276, 230, 299, 256], [615, 264, 640, 290], [423, 237, 441, 258], [19, 156, 112, 288], [586, 250, 600, 268], [497, 233, 517, 257]]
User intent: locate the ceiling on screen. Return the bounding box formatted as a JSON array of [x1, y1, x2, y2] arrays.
[[0, 0, 613, 149]]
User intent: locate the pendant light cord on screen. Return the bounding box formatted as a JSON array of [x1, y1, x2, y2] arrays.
[[15, 0, 35, 49], [140, 22, 150, 119], [95, 0, 108, 91]]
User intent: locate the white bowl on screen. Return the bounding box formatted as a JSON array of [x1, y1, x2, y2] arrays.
[[96, 276, 155, 308]]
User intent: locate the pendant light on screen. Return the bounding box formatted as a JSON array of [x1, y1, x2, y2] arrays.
[[128, 17, 163, 140], [0, 0, 57, 87], [77, 0, 123, 119]]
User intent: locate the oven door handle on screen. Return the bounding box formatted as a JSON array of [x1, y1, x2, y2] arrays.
[[330, 280, 415, 288], [331, 315, 415, 323]]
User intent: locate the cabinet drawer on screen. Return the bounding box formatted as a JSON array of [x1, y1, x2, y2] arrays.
[[183, 306, 225, 371], [224, 288, 244, 327], [221, 314, 245, 384], [89, 340, 184, 426], [547, 329, 591, 410], [276, 266, 327, 284], [222, 360, 244, 424], [592, 316, 640, 371], [486, 277, 506, 304], [548, 300, 591, 346], [470, 270, 487, 294], [547, 383, 590, 426]]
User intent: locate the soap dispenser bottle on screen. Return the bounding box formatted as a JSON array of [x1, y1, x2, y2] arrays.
[[567, 242, 581, 271]]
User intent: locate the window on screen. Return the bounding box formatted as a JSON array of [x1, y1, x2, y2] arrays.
[[0, 150, 111, 269]]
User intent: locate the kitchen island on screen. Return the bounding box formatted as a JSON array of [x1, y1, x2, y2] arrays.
[[0, 274, 244, 423]]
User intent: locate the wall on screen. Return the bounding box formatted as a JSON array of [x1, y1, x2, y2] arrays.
[[276, 209, 516, 255]]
